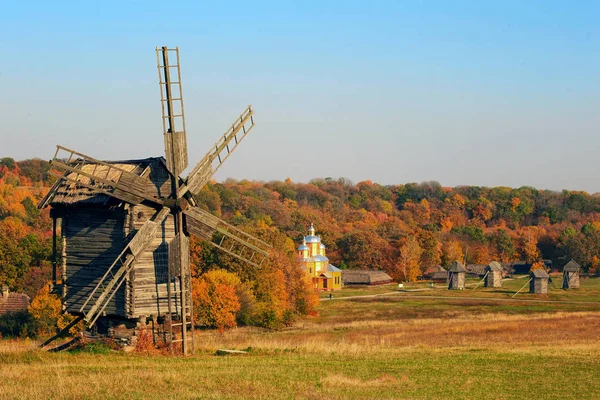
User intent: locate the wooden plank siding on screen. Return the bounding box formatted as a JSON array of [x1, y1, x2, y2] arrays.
[[130, 205, 180, 318], [64, 207, 127, 316]]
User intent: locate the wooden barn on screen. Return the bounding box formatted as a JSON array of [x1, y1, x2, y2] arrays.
[[562, 259, 581, 289], [447, 261, 467, 290], [484, 261, 503, 288], [39, 158, 182, 326], [341, 270, 393, 285], [530, 269, 549, 294]]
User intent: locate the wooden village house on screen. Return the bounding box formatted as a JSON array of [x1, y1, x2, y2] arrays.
[[0, 285, 30, 316], [297, 224, 342, 291], [484, 261, 503, 288], [562, 259, 581, 289], [448, 261, 467, 290], [421, 265, 448, 282], [530, 269, 550, 294]]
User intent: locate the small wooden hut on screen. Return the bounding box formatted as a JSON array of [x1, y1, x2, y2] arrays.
[[562, 259, 580, 289], [530, 269, 549, 294], [484, 261, 503, 288], [447, 261, 467, 290]]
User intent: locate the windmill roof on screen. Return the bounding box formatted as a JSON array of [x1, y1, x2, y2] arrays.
[[531, 269, 549, 279], [563, 260, 581, 272], [448, 261, 467, 273], [39, 157, 172, 207]]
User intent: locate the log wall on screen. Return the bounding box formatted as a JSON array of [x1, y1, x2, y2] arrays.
[[129, 204, 181, 318], [63, 207, 127, 316]]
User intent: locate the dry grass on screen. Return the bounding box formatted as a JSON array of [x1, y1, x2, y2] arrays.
[[2, 285, 600, 399]]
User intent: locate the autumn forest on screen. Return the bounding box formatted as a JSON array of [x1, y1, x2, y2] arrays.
[[2, 156, 600, 333]]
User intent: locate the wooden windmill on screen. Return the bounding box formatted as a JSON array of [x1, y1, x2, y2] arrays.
[[38, 47, 270, 354]]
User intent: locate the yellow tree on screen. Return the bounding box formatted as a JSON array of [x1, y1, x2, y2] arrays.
[[29, 282, 80, 336], [397, 236, 423, 282], [442, 239, 463, 267]]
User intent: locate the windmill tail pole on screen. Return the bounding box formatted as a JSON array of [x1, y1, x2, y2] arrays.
[[512, 278, 532, 298], [472, 271, 489, 290], [40, 315, 84, 348]]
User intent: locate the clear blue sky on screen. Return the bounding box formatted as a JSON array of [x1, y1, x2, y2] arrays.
[[1, 1, 599, 191]]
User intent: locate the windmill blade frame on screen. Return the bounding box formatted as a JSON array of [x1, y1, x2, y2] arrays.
[[185, 105, 255, 195], [184, 207, 271, 268], [157, 46, 188, 176]]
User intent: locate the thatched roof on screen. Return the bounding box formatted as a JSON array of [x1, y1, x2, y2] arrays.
[[563, 260, 581, 272], [531, 269, 549, 279], [423, 265, 445, 275], [431, 271, 449, 280], [39, 157, 170, 207], [341, 270, 393, 285], [465, 264, 486, 275], [448, 261, 467, 273], [0, 287, 30, 315]]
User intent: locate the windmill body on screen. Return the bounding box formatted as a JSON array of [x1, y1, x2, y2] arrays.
[[38, 47, 269, 354]]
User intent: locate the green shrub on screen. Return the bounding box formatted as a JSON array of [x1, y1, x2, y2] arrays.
[[0, 311, 37, 338]]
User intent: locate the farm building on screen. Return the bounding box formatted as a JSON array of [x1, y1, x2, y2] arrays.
[[530, 269, 549, 294], [465, 264, 487, 277], [297, 224, 342, 291], [447, 261, 467, 290], [0, 285, 30, 316], [484, 261, 503, 288], [341, 270, 393, 285], [562, 260, 581, 289], [422, 265, 448, 282]]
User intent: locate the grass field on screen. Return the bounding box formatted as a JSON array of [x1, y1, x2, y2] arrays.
[[2, 278, 600, 399]]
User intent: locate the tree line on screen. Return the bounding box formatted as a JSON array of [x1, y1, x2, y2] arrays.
[[1, 157, 600, 335]]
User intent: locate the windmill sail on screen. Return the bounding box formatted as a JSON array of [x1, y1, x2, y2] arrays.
[[157, 46, 188, 176], [184, 207, 270, 268], [186, 105, 255, 195]]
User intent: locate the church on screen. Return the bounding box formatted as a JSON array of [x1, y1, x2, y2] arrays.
[[297, 224, 342, 291]]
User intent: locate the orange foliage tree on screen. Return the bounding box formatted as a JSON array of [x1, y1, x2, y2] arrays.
[[192, 270, 242, 333]]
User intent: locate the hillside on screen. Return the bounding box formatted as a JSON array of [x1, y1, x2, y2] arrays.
[[2, 156, 600, 298]]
